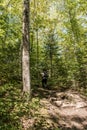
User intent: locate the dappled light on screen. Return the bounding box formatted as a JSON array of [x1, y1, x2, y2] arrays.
[[33, 88, 87, 130], [0, 0, 87, 129]]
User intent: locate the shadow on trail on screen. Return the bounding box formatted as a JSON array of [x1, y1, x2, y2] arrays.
[[32, 87, 59, 99], [32, 87, 87, 130]]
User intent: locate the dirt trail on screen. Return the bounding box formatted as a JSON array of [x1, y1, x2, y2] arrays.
[[22, 88, 87, 130], [36, 88, 87, 130]]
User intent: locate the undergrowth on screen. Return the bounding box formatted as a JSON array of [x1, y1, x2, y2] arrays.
[[0, 83, 40, 130]]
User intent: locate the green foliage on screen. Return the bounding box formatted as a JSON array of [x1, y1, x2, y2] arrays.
[[0, 0, 87, 129], [0, 83, 40, 130], [0, 0, 87, 91], [0, 43, 21, 85], [30, 0, 87, 89]]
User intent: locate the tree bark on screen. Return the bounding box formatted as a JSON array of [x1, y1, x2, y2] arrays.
[[22, 0, 31, 94], [36, 28, 39, 80]]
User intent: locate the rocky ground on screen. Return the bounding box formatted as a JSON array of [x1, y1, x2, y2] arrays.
[[22, 88, 87, 130]]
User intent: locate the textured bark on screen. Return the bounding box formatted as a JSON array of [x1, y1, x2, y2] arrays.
[[22, 0, 31, 94]]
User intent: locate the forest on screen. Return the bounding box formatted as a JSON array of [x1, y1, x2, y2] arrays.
[[0, 0, 87, 130]]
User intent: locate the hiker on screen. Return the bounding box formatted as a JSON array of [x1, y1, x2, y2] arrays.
[[41, 69, 48, 88]]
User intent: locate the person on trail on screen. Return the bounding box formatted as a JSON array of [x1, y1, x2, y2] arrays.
[[41, 69, 48, 88]]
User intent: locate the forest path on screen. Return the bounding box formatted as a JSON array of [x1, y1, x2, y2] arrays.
[[33, 88, 87, 130]]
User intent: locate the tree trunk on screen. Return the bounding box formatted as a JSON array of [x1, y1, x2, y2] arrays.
[[22, 0, 31, 94], [50, 46, 53, 78], [36, 28, 39, 80]]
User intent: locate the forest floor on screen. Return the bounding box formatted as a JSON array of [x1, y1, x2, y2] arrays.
[[27, 87, 87, 130], [1, 84, 87, 130]]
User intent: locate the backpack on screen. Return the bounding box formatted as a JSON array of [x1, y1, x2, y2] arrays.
[[43, 71, 48, 79]]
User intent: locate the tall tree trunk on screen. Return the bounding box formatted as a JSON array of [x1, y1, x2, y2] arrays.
[[36, 28, 39, 80], [22, 0, 31, 94]]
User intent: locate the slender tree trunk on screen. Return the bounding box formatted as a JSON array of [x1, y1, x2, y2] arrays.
[[50, 55, 53, 78], [36, 28, 39, 80], [50, 49, 52, 78], [22, 0, 31, 94]]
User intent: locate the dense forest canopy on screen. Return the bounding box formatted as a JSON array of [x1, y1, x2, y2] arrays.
[[0, 0, 87, 130], [0, 0, 87, 88]]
